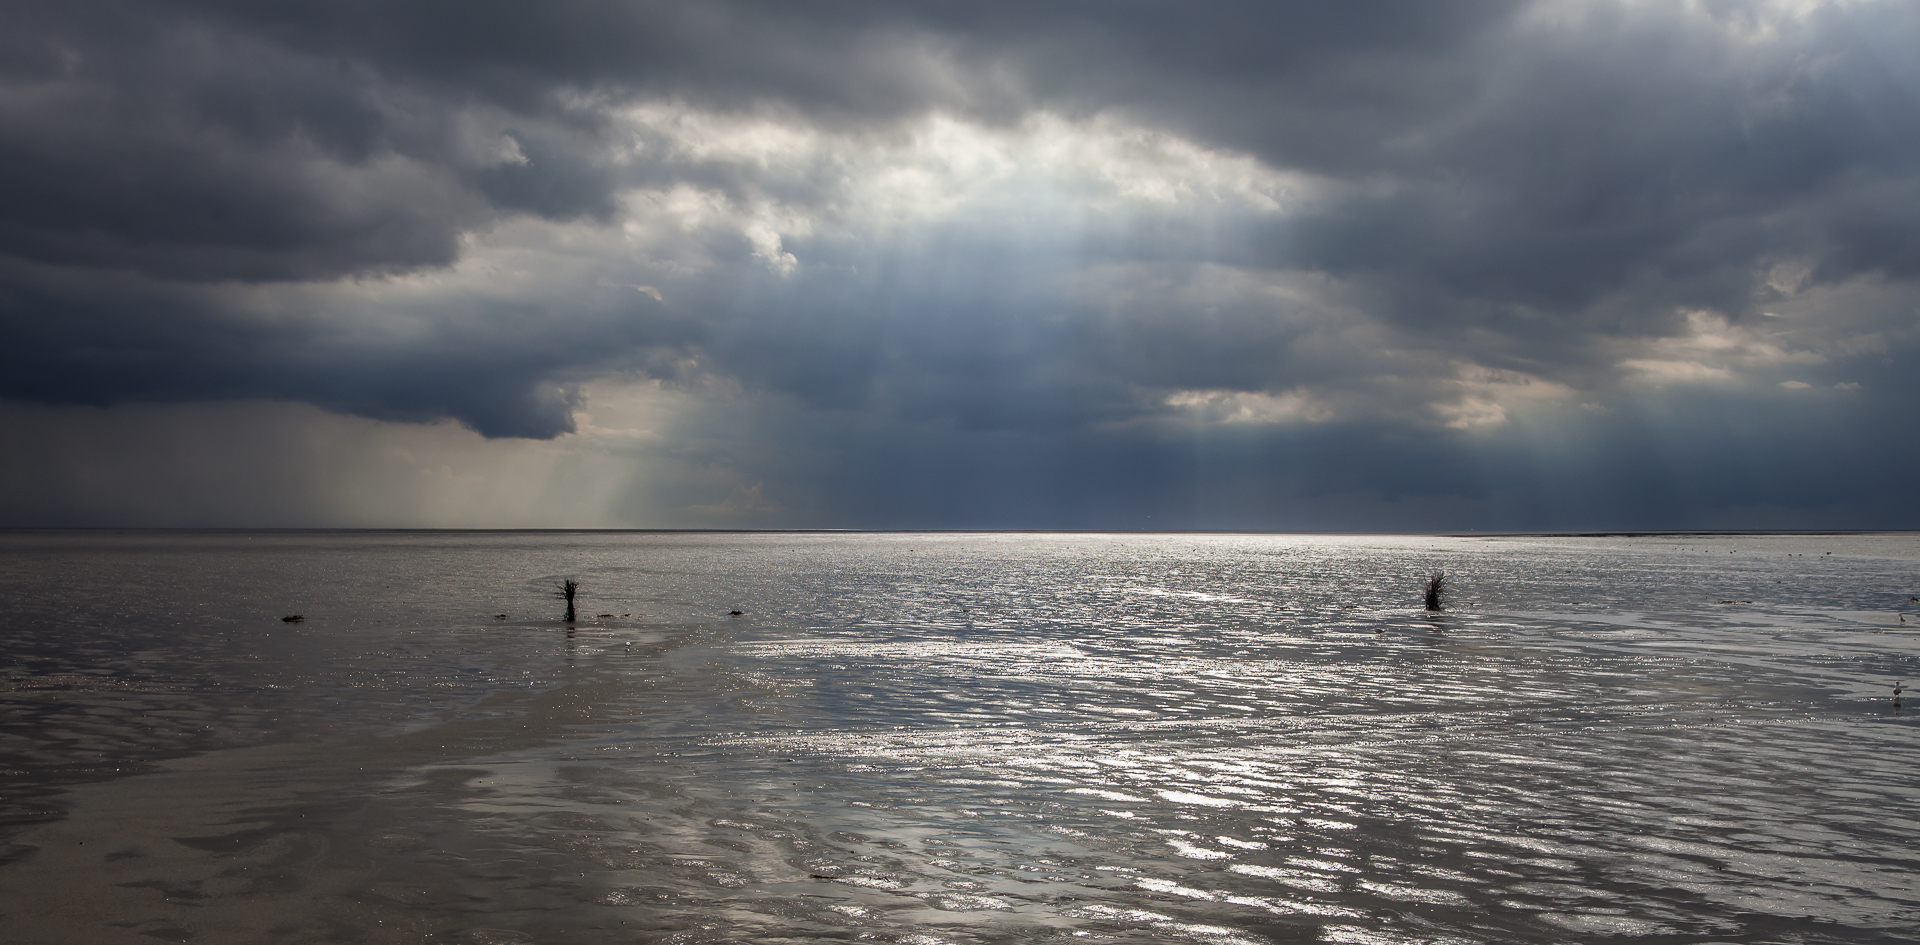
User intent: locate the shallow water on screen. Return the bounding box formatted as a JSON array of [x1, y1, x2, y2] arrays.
[[1, 530, 1917, 944]]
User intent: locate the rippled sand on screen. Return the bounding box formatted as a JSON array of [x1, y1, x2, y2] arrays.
[[1, 531, 1917, 943]]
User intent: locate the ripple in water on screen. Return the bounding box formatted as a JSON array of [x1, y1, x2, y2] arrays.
[[1, 530, 1916, 943]]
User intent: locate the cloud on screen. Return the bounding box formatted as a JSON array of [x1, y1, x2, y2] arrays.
[[3, 0, 1919, 526], [0, 399, 632, 527], [1164, 388, 1334, 426]]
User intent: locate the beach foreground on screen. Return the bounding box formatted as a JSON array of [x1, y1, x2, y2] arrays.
[[2, 531, 1916, 943]]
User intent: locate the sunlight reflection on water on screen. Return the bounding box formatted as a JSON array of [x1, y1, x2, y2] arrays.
[[1, 531, 1917, 943]]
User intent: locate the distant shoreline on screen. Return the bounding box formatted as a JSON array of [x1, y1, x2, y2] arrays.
[[1, 526, 1916, 537]]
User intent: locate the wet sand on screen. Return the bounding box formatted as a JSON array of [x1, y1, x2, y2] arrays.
[[0, 626, 703, 945]]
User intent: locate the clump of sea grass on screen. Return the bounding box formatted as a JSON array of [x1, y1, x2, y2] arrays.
[[556, 579, 579, 622], [1423, 572, 1447, 611]]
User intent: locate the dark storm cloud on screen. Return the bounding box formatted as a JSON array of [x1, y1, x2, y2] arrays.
[[0, 0, 1527, 280], [3, 0, 1918, 525], [694, 374, 1920, 532], [1276, 3, 1920, 309], [0, 253, 698, 438]]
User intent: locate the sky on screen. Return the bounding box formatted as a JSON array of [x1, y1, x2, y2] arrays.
[[2, 0, 1917, 530]]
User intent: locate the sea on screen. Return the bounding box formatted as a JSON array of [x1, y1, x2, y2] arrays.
[[0, 530, 1916, 945]]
